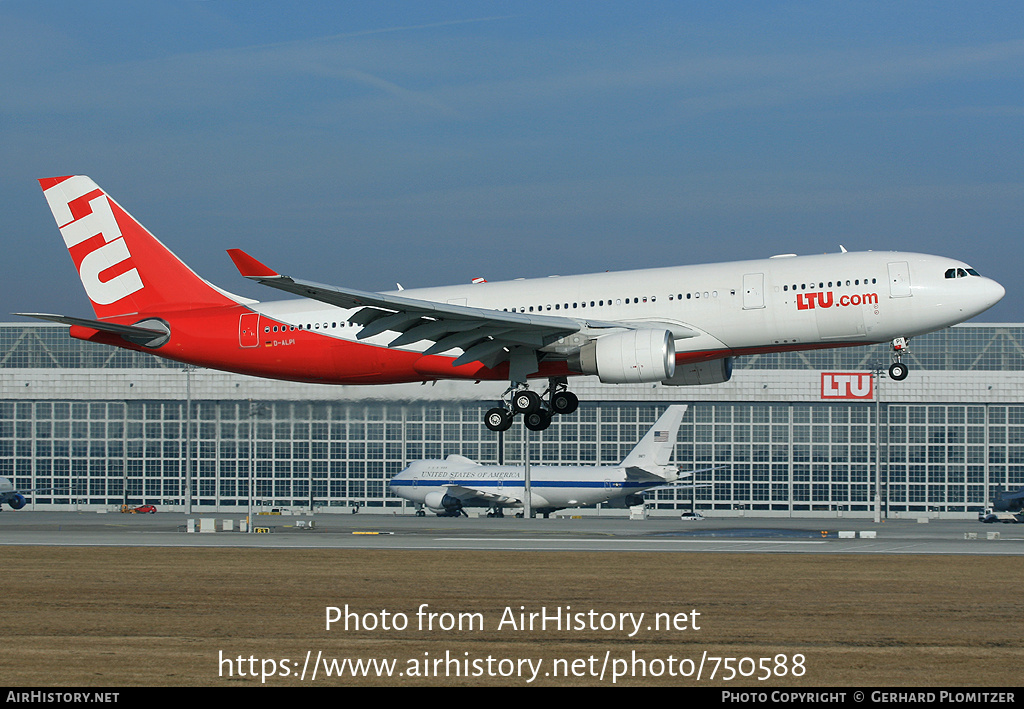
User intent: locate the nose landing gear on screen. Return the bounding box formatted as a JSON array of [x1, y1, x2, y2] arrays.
[[888, 337, 909, 380]]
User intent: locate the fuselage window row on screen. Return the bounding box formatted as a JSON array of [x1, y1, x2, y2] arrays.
[[265, 322, 352, 333], [264, 275, 889, 334], [504, 291, 731, 313], [783, 278, 878, 292]]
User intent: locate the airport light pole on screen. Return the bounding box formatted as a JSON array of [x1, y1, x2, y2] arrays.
[[246, 400, 267, 533], [872, 367, 883, 524], [523, 427, 532, 519], [248, 400, 254, 532], [182, 365, 193, 516]]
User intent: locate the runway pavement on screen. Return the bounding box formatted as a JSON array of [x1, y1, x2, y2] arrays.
[[2, 509, 1022, 554]]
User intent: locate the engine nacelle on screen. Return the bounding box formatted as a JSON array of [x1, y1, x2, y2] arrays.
[[8, 493, 26, 510], [570, 330, 675, 384], [602, 494, 646, 509], [661, 357, 733, 386], [423, 491, 463, 513]]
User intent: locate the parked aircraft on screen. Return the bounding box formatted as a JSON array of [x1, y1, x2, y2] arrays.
[[22, 176, 1005, 431], [0, 477, 61, 511], [390, 405, 692, 516], [989, 486, 1024, 512]]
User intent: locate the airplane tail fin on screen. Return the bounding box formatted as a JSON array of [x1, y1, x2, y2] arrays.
[[38, 176, 244, 319], [620, 405, 688, 471]]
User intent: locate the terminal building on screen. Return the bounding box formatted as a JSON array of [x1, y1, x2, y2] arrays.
[[1, 321, 1021, 518]]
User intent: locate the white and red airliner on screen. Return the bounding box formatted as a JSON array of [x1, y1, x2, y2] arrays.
[[22, 175, 1005, 431]]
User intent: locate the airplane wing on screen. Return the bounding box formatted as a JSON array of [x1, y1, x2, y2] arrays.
[[442, 484, 521, 506], [227, 249, 692, 372], [1, 485, 65, 496]]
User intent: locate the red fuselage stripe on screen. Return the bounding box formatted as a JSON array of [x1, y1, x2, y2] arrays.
[[71, 305, 872, 385]]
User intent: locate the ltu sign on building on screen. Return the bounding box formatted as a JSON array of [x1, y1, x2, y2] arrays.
[[821, 373, 874, 400]]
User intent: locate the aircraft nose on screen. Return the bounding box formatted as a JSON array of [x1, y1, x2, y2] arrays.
[[970, 276, 1005, 317], [982, 277, 1005, 310]]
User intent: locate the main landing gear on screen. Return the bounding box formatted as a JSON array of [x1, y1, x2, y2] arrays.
[[484, 377, 579, 432], [888, 337, 909, 381]]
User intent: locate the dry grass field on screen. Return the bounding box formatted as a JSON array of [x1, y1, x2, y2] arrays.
[[3, 546, 1020, 687]]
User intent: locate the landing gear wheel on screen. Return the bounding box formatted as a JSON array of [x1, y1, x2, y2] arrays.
[[512, 390, 542, 415], [524, 410, 552, 431], [550, 390, 579, 415], [888, 362, 908, 381], [484, 407, 514, 432]]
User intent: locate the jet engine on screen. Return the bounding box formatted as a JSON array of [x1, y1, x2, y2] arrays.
[[661, 357, 733, 386], [603, 494, 647, 509], [8, 493, 26, 510], [570, 330, 675, 384], [423, 491, 464, 516]]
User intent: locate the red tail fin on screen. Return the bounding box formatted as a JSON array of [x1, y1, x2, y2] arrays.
[[39, 176, 241, 319]]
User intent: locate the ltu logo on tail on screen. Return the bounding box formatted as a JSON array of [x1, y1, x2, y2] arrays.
[[44, 177, 143, 305]]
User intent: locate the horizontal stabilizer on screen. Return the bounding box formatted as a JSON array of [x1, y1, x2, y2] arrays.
[[624, 466, 674, 483], [15, 313, 170, 346], [642, 481, 713, 493]]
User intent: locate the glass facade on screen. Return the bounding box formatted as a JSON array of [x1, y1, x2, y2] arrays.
[[2, 323, 1021, 516]]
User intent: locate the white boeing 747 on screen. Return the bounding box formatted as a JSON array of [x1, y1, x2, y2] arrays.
[[22, 176, 1005, 432], [390, 405, 693, 517]]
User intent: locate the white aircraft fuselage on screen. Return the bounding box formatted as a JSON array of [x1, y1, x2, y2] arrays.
[[252, 250, 1002, 369], [392, 405, 691, 516], [391, 456, 678, 515]]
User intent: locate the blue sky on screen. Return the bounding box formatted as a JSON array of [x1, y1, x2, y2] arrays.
[[3, 1, 1022, 322]]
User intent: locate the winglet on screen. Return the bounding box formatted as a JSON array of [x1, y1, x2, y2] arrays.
[[227, 249, 280, 279]]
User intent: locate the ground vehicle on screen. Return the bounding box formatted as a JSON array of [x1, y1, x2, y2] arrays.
[[121, 504, 157, 514], [680, 511, 705, 521], [978, 507, 1021, 523]]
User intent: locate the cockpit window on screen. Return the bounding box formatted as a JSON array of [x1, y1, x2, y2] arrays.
[[945, 267, 983, 279]]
